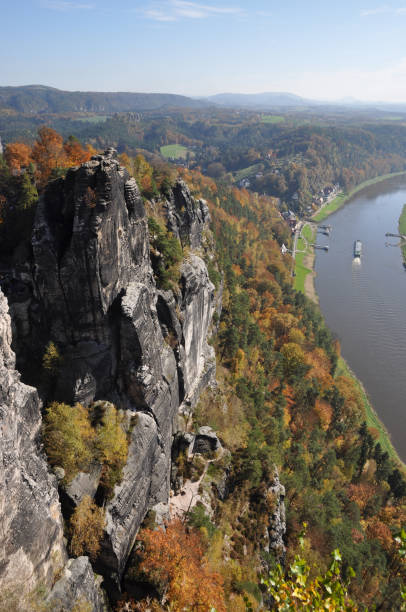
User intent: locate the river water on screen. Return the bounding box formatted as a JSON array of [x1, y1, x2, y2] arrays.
[[314, 176, 406, 461]]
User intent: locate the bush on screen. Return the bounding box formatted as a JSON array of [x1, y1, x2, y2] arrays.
[[43, 402, 95, 482], [148, 217, 183, 290], [95, 404, 129, 496], [70, 495, 105, 560], [42, 341, 62, 377], [43, 401, 129, 490]]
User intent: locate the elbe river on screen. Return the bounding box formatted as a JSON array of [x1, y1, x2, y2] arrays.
[[314, 175, 406, 461]]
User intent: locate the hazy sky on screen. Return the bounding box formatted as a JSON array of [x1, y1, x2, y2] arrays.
[[3, 0, 406, 101]]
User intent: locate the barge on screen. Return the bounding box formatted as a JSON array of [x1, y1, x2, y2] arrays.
[[354, 240, 362, 258]]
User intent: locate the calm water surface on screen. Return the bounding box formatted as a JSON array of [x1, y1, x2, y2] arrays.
[[314, 176, 406, 461]]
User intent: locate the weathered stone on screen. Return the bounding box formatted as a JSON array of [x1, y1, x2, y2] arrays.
[[53, 466, 66, 481], [178, 255, 216, 405], [193, 426, 222, 455], [165, 179, 210, 249], [151, 501, 171, 527], [47, 556, 108, 612], [3, 150, 219, 593], [0, 289, 67, 601], [97, 411, 166, 587], [263, 468, 286, 562], [64, 463, 103, 508]]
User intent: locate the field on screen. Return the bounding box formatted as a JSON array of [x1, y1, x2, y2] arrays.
[[294, 224, 315, 293], [261, 115, 285, 124], [160, 144, 189, 159], [76, 115, 108, 123], [233, 163, 263, 182]]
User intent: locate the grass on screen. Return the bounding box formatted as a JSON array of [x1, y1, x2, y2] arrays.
[[398, 204, 406, 265], [234, 163, 263, 182], [336, 357, 405, 469], [160, 144, 189, 159], [383, 116, 404, 121], [313, 171, 406, 222], [294, 223, 316, 293], [261, 115, 285, 124], [76, 115, 108, 123]]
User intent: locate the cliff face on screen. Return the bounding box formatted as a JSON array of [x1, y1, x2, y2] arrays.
[[0, 290, 107, 611], [0, 288, 66, 601], [3, 149, 217, 593]]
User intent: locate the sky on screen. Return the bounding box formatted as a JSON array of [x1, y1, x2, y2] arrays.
[[2, 0, 406, 101]]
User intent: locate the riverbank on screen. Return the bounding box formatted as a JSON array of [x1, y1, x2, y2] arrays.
[[336, 357, 405, 468], [313, 170, 406, 222], [293, 223, 317, 298], [398, 203, 406, 264], [303, 175, 406, 471]]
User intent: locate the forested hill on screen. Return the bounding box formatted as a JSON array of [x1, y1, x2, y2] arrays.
[[0, 85, 211, 113]]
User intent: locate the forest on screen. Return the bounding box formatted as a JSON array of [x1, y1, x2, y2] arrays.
[[3, 106, 406, 215], [1, 127, 406, 610]]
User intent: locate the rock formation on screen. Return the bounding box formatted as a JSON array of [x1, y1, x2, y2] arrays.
[[0, 289, 106, 611], [0, 288, 66, 602], [264, 469, 286, 562], [1, 149, 218, 598]]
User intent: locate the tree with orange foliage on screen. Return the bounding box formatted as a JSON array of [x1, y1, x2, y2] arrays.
[[5, 142, 32, 173], [63, 135, 92, 167], [31, 126, 64, 186], [136, 519, 225, 611]]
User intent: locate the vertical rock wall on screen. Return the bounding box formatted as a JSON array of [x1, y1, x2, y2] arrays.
[[1, 150, 218, 591], [0, 288, 67, 602]]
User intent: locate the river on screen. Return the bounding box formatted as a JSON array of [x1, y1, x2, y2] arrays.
[[314, 175, 406, 461]]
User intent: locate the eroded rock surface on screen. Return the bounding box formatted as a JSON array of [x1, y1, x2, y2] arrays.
[[0, 289, 66, 601], [264, 469, 286, 562], [2, 150, 218, 590], [47, 557, 108, 612]]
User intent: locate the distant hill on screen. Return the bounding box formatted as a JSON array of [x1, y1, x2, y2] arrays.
[[0, 85, 211, 114], [207, 91, 406, 112], [206, 92, 309, 108]]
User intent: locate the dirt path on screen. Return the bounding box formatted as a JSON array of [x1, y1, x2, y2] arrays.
[[169, 461, 211, 519], [303, 250, 318, 304]]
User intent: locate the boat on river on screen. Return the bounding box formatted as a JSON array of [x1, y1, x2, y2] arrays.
[[354, 240, 362, 258]]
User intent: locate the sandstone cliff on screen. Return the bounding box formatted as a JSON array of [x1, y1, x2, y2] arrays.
[[0, 288, 66, 602], [0, 289, 106, 611], [1, 149, 218, 600]]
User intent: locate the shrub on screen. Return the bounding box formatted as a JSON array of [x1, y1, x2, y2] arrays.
[[70, 495, 105, 560], [148, 217, 182, 290], [43, 402, 95, 482], [95, 404, 129, 496], [43, 401, 129, 491], [42, 341, 62, 377]]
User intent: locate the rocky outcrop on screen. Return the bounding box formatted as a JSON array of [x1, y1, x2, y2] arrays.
[[47, 557, 108, 612], [165, 180, 210, 249], [0, 289, 106, 611], [0, 149, 218, 593], [263, 469, 286, 562], [0, 288, 67, 602]]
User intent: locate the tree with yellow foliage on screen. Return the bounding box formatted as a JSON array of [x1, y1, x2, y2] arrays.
[[70, 495, 105, 560]]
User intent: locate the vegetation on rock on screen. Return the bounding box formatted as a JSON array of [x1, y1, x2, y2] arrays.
[[43, 401, 129, 492], [70, 495, 105, 561]]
